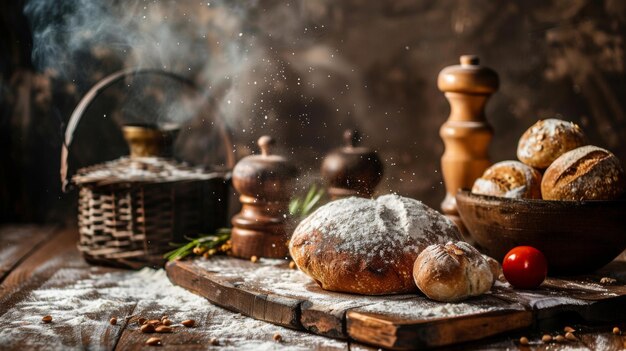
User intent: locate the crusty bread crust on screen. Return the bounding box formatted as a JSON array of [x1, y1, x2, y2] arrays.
[[413, 242, 495, 302], [541, 145, 626, 201], [517, 119, 587, 169], [289, 195, 460, 295], [471, 160, 542, 199]]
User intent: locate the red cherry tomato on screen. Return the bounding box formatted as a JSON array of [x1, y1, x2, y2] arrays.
[[502, 246, 548, 289]]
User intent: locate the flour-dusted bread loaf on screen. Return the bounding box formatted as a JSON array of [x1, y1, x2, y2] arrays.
[[289, 195, 461, 295], [517, 119, 587, 169], [471, 160, 542, 199], [541, 145, 626, 201], [413, 241, 495, 302]]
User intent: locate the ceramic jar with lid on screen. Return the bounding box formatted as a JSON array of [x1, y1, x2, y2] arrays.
[[321, 129, 383, 199]]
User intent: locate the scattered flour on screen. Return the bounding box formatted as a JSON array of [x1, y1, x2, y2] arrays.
[[196, 257, 505, 321], [197, 257, 413, 312], [73, 157, 222, 185], [354, 298, 497, 320], [0, 267, 345, 350]]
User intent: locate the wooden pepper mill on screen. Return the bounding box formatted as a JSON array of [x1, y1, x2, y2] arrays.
[[438, 55, 499, 229], [231, 136, 298, 259], [321, 130, 383, 199]]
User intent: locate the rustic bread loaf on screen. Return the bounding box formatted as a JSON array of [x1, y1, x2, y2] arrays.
[[471, 160, 542, 199], [289, 195, 461, 295], [517, 119, 587, 169], [541, 145, 626, 201], [413, 241, 495, 302]]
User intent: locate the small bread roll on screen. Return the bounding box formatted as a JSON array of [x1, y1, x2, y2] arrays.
[[541, 145, 626, 201], [517, 119, 587, 169], [471, 161, 542, 199], [413, 241, 495, 302]]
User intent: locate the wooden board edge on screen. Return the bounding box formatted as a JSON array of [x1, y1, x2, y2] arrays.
[[345, 309, 533, 350], [165, 260, 303, 330], [300, 301, 348, 340]]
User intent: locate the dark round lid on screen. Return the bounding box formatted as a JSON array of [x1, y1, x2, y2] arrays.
[[437, 55, 499, 95], [233, 136, 298, 200], [321, 130, 383, 197]]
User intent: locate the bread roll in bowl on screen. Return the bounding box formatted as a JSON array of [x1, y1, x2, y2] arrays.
[[413, 241, 496, 302], [471, 160, 542, 199], [541, 145, 626, 201], [289, 195, 460, 295], [517, 119, 587, 169]]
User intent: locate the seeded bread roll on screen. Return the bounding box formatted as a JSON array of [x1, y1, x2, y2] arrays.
[[289, 195, 461, 295], [413, 241, 495, 302], [517, 119, 587, 169], [541, 145, 626, 201], [471, 161, 542, 199]]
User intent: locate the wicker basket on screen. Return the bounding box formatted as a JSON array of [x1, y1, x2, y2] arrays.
[[61, 69, 234, 269]]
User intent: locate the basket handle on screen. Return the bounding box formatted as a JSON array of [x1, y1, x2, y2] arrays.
[[60, 68, 235, 192]]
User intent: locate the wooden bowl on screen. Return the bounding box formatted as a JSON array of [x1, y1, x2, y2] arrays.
[[456, 190, 626, 275]]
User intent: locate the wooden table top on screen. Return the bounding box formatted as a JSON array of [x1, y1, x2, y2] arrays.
[[0, 224, 624, 350]]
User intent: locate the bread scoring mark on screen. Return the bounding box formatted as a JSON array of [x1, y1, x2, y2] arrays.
[[554, 149, 608, 185], [542, 145, 626, 200]]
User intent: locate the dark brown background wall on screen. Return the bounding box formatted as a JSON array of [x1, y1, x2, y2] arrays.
[[2, 0, 626, 223]]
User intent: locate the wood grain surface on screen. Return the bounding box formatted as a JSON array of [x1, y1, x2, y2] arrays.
[[0, 225, 57, 281], [166, 255, 626, 350], [1, 224, 625, 350], [0, 225, 351, 350]]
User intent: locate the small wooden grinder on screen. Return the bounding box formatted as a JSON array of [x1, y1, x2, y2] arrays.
[[321, 129, 383, 199], [231, 136, 298, 259], [438, 55, 499, 229]]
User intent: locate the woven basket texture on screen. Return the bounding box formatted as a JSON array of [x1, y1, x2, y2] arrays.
[[74, 157, 229, 268]]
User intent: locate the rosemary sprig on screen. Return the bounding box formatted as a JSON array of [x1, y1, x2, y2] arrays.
[[165, 184, 327, 262], [289, 183, 326, 218], [164, 228, 231, 261]]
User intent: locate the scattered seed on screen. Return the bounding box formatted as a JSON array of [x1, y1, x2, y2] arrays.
[[565, 332, 578, 341], [193, 246, 207, 255], [155, 325, 173, 333], [141, 324, 156, 333], [564, 326, 575, 333], [273, 333, 282, 342], [600, 277, 617, 285], [148, 319, 161, 326], [145, 337, 162, 346], [138, 317, 147, 325], [519, 336, 529, 345], [250, 256, 258, 263], [613, 327, 621, 335], [541, 334, 552, 343], [110, 317, 117, 326], [42, 315, 52, 324], [162, 319, 172, 326], [288, 261, 296, 269], [555, 335, 566, 343], [210, 337, 219, 346], [181, 319, 195, 327]]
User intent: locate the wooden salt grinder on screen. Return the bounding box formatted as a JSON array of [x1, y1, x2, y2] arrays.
[[321, 129, 383, 199], [438, 55, 499, 229], [231, 136, 298, 259]]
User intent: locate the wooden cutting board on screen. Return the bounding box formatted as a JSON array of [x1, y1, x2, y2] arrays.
[[166, 257, 626, 350]]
